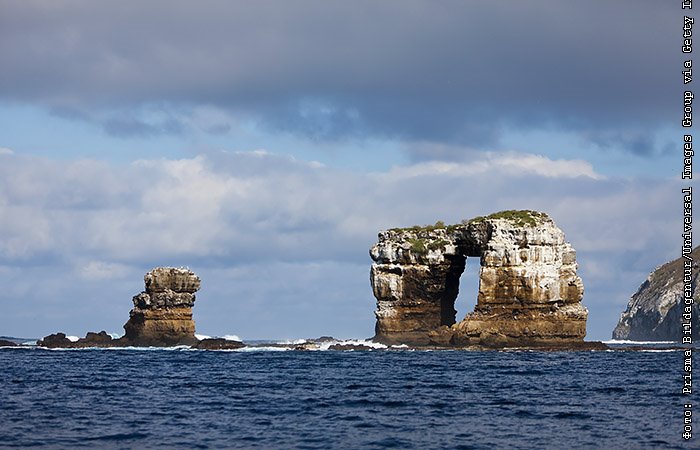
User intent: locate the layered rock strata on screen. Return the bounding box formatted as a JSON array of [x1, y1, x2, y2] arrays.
[[370, 226, 467, 345], [613, 246, 700, 342], [123, 267, 200, 346], [370, 211, 590, 347]]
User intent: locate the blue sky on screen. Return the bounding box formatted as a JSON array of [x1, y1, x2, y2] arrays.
[[0, 1, 686, 341]]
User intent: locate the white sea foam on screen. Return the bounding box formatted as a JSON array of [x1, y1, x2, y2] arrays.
[[235, 346, 291, 352], [222, 338, 389, 352], [603, 340, 677, 345], [316, 339, 388, 351], [195, 334, 212, 340], [639, 349, 678, 353], [278, 339, 307, 345], [222, 335, 242, 342], [0, 344, 33, 350], [108, 332, 122, 339], [66, 335, 80, 342]]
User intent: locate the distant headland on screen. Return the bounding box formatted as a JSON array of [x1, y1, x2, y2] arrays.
[[613, 245, 700, 342]]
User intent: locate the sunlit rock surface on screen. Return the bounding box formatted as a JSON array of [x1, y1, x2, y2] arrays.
[[370, 211, 590, 347], [123, 267, 200, 346], [613, 246, 700, 342]]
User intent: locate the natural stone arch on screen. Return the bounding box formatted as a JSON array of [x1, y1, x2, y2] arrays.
[[369, 211, 587, 347]]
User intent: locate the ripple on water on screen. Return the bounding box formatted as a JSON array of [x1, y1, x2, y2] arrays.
[[0, 349, 684, 449]]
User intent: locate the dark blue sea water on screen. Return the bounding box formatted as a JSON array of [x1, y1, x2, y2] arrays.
[[0, 347, 693, 449]]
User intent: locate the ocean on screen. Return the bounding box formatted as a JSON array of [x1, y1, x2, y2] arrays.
[[0, 345, 692, 449]]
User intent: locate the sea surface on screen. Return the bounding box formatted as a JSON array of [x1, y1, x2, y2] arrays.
[[0, 344, 694, 449]]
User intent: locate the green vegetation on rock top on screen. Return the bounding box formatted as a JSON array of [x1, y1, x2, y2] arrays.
[[404, 237, 450, 255], [389, 220, 456, 233], [407, 238, 428, 255], [387, 210, 549, 233], [466, 210, 548, 227]]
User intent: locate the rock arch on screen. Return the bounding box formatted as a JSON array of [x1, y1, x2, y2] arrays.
[[369, 211, 588, 347]]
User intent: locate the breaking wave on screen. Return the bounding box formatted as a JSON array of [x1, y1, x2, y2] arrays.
[[315, 339, 387, 350]]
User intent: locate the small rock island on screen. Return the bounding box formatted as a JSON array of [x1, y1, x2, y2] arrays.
[[38, 267, 244, 349], [370, 210, 602, 349]]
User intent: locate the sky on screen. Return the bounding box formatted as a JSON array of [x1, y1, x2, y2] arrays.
[[0, 1, 688, 341]]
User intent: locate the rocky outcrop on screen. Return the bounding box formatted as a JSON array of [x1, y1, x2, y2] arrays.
[[37, 267, 223, 349], [37, 332, 76, 348], [613, 246, 700, 342], [37, 331, 115, 348], [122, 267, 200, 346], [370, 211, 591, 347], [0, 339, 18, 347], [194, 338, 246, 350]]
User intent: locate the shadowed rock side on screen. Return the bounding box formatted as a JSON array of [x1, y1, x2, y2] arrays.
[[370, 211, 591, 348], [613, 246, 700, 342]]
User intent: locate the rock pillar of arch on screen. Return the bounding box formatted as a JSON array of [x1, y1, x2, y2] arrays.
[[370, 227, 467, 345]]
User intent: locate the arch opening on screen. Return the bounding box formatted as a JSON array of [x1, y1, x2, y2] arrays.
[[453, 257, 479, 323]]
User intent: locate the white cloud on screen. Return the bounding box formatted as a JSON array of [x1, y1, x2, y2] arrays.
[[382, 152, 602, 181], [78, 261, 132, 281], [499, 153, 603, 179], [0, 147, 14, 155]]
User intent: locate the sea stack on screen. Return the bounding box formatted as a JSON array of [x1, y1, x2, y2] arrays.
[[370, 211, 590, 348], [38, 267, 243, 349], [123, 267, 201, 346], [613, 246, 700, 342]]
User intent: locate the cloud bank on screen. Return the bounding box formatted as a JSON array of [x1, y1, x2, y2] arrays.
[[0, 150, 682, 340], [0, 1, 675, 156]]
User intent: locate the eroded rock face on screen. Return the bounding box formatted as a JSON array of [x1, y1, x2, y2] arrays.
[[370, 211, 588, 347], [613, 246, 700, 342], [370, 226, 468, 345], [123, 267, 200, 346]]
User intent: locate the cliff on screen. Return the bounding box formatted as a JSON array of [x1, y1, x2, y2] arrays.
[[612, 246, 700, 342], [370, 210, 593, 348]]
